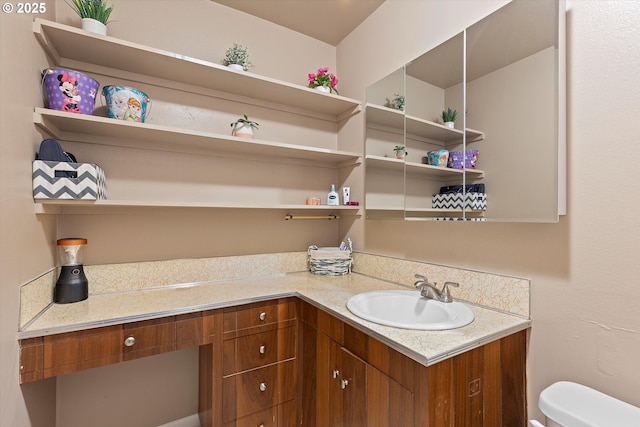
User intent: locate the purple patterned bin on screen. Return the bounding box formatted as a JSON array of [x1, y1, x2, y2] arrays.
[[448, 150, 479, 169], [42, 68, 100, 115]]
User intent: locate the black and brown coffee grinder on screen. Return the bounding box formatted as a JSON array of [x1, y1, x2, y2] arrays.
[[54, 238, 88, 303]]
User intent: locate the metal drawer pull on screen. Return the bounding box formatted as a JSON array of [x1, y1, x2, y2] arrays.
[[259, 312, 267, 321], [259, 424, 265, 427], [332, 369, 340, 379], [259, 382, 267, 392], [123, 336, 136, 347], [341, 379, 349, 389], [259, 345, 266, 354]]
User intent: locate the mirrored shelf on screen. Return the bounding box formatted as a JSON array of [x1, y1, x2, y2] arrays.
[[365, 104, 484, 145], [366, 155, 484, 179]]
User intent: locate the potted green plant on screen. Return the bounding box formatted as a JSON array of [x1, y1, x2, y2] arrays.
[[441, 107, 458, 128], [68, 0, 114, 36], [393, 145, 407, 159], [231, 115, 259, 138], [221, 43, 253, 72], [386, 93, 405, 111]]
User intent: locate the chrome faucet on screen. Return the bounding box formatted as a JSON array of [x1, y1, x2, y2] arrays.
[[413, 274, 459, 303]]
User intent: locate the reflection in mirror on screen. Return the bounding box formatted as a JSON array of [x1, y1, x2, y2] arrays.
[[403, 32, 473, 221], [363, 0, 565, 223], [466, 0, 564, 221], [365, 67, 406, 219]]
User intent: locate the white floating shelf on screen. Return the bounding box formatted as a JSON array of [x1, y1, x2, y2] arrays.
[[34, 108, 361, 165], [33, 19, 361, 121], [34, 199, 362, 215]]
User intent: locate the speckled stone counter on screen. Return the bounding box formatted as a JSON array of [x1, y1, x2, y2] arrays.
[[19, 270, 530, 367]]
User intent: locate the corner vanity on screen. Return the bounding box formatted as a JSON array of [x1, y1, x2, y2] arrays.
[[19, 253, 530, 427]]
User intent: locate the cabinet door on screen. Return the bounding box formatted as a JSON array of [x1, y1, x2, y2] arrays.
[[325, 339, 367, 427], [367, 364, 414, 427], [339, 346, 367, 427]]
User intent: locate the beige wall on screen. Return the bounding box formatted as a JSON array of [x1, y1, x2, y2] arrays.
[[0, 2, 58, 426], [1, 0, 343, 426], [2, 0, 640, 425], [340, 0, 640, 422]]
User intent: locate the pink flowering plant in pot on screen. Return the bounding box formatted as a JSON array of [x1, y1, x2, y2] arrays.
[[307, 67, 339, 94]]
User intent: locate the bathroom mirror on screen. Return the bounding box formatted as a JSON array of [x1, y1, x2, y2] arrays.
[[365, 0, 565, 222], [465, 0, 564, 221], [365, 67, 406, 219]]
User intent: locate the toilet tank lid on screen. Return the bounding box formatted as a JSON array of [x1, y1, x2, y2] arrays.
[[539, 381, 640, 427]]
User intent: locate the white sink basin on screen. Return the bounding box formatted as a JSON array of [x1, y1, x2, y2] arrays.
[[346, 290, 474, 330]]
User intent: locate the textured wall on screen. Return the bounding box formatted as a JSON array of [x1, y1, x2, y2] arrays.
[[339, 0, 640, 421]]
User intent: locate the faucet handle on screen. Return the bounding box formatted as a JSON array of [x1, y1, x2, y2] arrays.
[[413, 274, 427, 288], [440, 281, 459, 303]]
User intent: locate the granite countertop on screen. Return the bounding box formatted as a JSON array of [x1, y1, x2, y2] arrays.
[[19, 271, 530, 367]]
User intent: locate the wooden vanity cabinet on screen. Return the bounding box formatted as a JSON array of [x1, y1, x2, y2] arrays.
[[299, 300, 527, 427], [206, 297, 298, 427], [20, 296, 525, 427], [300, 301, 415, 427]]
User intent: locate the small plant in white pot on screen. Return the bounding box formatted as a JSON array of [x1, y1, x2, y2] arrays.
[[393, 145, 407, 159], [307, 67, 339, 94], [221, 43, 253, 71], [68, 0, 114, 36], [386, 93, 405, 111], [441, 107, 458, 128], [231, 115, 259, 139]]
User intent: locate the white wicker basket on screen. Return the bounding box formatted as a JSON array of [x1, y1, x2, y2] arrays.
[[308, 246, 352, 276]]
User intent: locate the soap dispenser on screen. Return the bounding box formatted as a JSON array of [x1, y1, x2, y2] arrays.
[[327, 184, 339, 206]]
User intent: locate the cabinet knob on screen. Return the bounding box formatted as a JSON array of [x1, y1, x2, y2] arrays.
[[259, 312, 267, 321], [259, 382, 267, 392], [259, 424, 265, 427], [259, 345, 266, 354], [123, 336, 136, 347], [332, 369, 340, 379], [340, 379, 349, 390]]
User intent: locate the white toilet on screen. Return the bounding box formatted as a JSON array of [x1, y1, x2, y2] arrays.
[[530, 381, 640, 427]]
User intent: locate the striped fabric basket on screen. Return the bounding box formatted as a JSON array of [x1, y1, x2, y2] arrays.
[[33, 160, 107, 200], [308, 246, 352, 276]]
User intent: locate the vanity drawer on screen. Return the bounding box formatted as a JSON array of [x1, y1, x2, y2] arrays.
[[123, 317, 176, 360], [223, 325, 296, 375], [42, 325, 123, 378], [222, 400, 297, 427], [222, 359, 296, 422], [19, 337, 44, 383], [223, 405, 277, 427], [223, 298, 296, 337]]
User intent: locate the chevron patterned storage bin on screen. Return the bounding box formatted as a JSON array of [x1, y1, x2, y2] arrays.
[[33, 160, 107, 200], [432, 192, 487, 210]]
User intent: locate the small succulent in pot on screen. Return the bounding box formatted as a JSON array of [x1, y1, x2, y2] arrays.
[[221, 43, 253, 71], [67, 0, 114, 25], [386, 93, 405, 111], [441, 107, 458, 127], [231, 115, 259, 138], [393, 145, 407, 159]]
